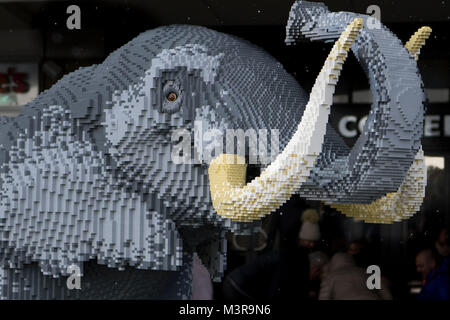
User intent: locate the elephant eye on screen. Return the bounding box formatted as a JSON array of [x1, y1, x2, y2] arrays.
[[166, 92, 178, 102], [162, 80, 183, 113]]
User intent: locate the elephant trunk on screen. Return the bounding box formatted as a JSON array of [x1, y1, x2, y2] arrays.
[[208, 18, 363, 222]]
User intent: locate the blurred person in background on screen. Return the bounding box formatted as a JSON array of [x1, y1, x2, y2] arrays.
[[319, 252, 392, 300], [308, 251, 329, 299], [347, 240, 364, 256], [434, 226, 450, 258], [297, 209, 321, 251], [416, 247, 450, 300], [347, 239, 370, 268]]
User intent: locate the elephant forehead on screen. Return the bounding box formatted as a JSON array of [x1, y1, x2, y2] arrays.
[[138, 25, 309, 148], [146, 44, 224, 85], [212, 50, 308, 149]]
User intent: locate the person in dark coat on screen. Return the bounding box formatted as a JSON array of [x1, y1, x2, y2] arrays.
[[434, 226, 450, 259], [416, 248, 450, 300]]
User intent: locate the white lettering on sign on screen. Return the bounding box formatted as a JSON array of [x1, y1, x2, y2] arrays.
[[358, 115, 367, 133], [337, 114, 450, 139], [339, 115, 358, 138], [424, 115, 440, 137], [338, 115, 368, 138]]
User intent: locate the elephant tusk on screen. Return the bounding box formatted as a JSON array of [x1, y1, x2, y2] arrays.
[[405, 26, 432, 61], [324, 28, 432, 224], [327, 148, 427, 224], [208, 18, 363, 222]]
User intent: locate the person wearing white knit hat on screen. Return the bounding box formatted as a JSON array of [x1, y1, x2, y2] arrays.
[[298, 208, 321, 251]]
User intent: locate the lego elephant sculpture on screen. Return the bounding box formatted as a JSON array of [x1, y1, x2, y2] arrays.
[[0, 1, 429, 299]]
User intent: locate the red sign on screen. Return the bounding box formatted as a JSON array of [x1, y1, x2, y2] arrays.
[[0, 67, 29, 94]]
